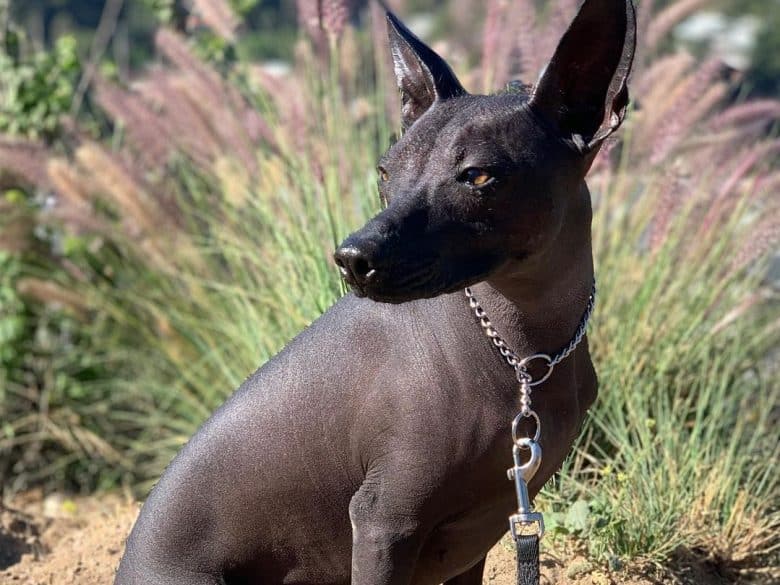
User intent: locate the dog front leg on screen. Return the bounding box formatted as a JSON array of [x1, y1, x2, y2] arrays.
[[348, 481, 425, 585]]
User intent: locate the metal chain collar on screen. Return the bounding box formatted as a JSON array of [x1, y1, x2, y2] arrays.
[[465, 281, 596, 372], [464, 280, 596, 540]]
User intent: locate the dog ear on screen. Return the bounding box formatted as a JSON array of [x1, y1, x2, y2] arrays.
[[529, 0, 636, 156], [386, 10, 466, 131]]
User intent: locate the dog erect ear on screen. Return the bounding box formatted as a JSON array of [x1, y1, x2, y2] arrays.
[[530, 0, 636, 156], [386, 10, 466, 130]]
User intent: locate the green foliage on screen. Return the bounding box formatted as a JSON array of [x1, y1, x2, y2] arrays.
[[142, 0, 262, 23], [230, 0, 261, 17], [191, 29, 236, 65], [140, 0, 180, 26], [0, 250, 24, 390], [0, 190, 31, 404], [236, 28, 297, 62], [0, 31, 80, 140], [0, 189, 126, 492], [748, 10, 780, 96], [0, 0, 777, 578]]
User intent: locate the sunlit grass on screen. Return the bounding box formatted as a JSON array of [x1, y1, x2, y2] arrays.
[[539, 143, 779, 573]]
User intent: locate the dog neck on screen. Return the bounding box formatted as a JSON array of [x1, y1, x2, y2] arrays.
[[469, 183, 595, 360]]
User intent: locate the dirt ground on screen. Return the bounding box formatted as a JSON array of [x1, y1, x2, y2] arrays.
[[0, 492, 760, 585]]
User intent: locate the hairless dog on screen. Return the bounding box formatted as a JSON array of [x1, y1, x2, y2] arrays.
[[115, 1, 636, 583]]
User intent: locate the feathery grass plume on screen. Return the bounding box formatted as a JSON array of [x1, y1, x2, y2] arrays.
[[289, 82, 312, 155], [214, 156, 251, 208], [93, 79, 173, 168], [0, 201, 33, 253], [483, 0, 537, 90], [448, 0, 484, 56], [730, 213, 780, 278], [511, 0, 540, 81], [647, 169, 686, 253], [705, 120, 777, 161], [369, 1, 399, 124], [715, 140, 780, 202], [155, 28, 218, 89], [649, 58, 726, 164], [297, 0, 322, 38], [710, 99, 780, 131], [290, 41, 323, 162], [635, 0, 656, 40], [481, 0, 509, 92], [245, 110, 278, 150], [547, 0, 580, 38], [154, 30, 263, 173], [538, 0, 579, 69], [634, 0, 656, 69], [587, 135, 619, 176], [154, 28, 245, 117], [696, 140, 780, 242], [46, 159, 92, 212], [297, 0, 326, 56], [322, 0, 348, 41], [45, 205, 114, 239], [70, 143, 183, 274], [45, 158, 115, 237], [171, 73, 258, 174], [751, 171, 780, 204], [631, 53, 696, 159], [709, 288, 774, 336], [635, 51, 695, 97], [16, 278, 89, 315], [190, 0, 240, 42], [335, 26, 363, 98], [645, 0, 708, 53], [0, 139, 50, 190], [133, 70, 219, 167], [247, 65, 305, 152]]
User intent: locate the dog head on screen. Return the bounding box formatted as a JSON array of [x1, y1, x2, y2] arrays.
[[335, 0, 635, 303]]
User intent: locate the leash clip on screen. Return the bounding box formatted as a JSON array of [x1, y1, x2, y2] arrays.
[[507, 438, 544, 539]]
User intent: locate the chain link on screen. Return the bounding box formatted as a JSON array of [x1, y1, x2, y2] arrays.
[[465, 280, 596, 376]]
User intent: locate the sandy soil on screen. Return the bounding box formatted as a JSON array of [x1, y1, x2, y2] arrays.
[[0, 492, 756, 585], [1, 492, 138, 585]]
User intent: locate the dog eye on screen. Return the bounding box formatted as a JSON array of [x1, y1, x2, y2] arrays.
[[459, 168, 493, 187], [377, 166, 389, 182]]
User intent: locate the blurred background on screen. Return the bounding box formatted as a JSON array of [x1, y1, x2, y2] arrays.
[[0, 0, 778, 580], [4, 1, 780, 95]]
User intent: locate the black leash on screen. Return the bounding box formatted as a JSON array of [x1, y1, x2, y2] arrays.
[[515, 534, 540, 585]]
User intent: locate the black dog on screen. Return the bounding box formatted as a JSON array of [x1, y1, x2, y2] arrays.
[[115, 1, 635, 583]]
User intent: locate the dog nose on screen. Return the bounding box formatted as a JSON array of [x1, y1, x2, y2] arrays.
[[333, 245, 377, 289]]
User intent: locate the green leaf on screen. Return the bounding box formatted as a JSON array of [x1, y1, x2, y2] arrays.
[[565, 499, 591, 534]]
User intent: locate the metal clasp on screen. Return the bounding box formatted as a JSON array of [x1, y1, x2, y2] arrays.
[[507, 438, 544, 539]]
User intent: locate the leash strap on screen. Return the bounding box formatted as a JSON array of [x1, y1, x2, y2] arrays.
[[515, 534, 540, 585]]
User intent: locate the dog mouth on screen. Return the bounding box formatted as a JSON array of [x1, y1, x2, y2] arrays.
[[349, 257, 500, 304], [348, 264, 436, 303]]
